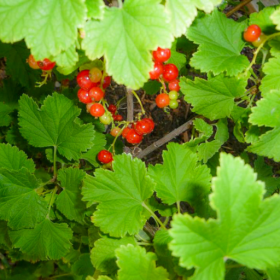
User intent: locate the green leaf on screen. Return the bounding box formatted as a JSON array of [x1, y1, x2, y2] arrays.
[[18, 93, 95, 160], [0, 221, 11, 248], [197, 140, 221, 163], [0, 143, 35, 172], [82, 0, 173, 89], [116, 245, 169, 280], [249, 6, 277, 34], [193, 118, 213, 138], [254, 157, 280, 197], [271, 7, 280, 30], [81, 132, 107, 167], [56, 168, 86, 224], [181, 75, 246, 120], [0, 0, 86, 61], [170, 153, 280, 280], [215, 118, 229, 144], [267, 267, 280, 280], [72, 253, 95, 278], [167, 40, 186, 71], [248, 90, 280, 161], [187, 10, 249, 76], [9, 219, 73, 261], [0, 168, 48, 230], [86, 0, 105, 19], [0, 79, 23, 110], [0, 102, 13, 127], [165, 0, 223, 37], [91, 236, 136, 273], [260, 58, 280, 95], [82, 154, 155, 237], [148, 143, 211, 206], [143, 80, 162, 95], [269, 37, 280, 58], [0, 41, 40, 88], [53, 44, 79, 68]]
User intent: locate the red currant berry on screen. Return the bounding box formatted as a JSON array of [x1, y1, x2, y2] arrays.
[[103, 76, 111, 89], [89, 67, 102, 83], [163, 64, 179, 82], [108, 104, 117, 114], [156, 93, 170, 108], [169, 99, 179, 109], [145, 118, 155, 131], [89, 87, 105, 102], [90, 103, 105, 117], [110, 127, 121, 137], [244, 25, 262, 42], [126, 129, 143, 144], [168, 79, 180, 91], [97, 150, 113, 164], [149, 62, 163, 80], [27, 55, 40, 69], [153, 47, 171, 63], [115, 114, 123, 121], [37, 58, 56, 71], [122, 127, 132, 138], [100, 112, 112, 125], [77, 70, 96, 91], [77, 89, 92, 104], [135, 118, 155, 135], [169, 91, 179, 100]]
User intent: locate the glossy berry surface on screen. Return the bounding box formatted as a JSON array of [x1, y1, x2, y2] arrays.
[[244, 25, 262, 42], [37, 58, 56, 71], [135, 118, 155, 135], [77, 70, 95, 91], [89, 87, 105, 101], [153, 47, 171, 63], [156, 93, 170, 108], [110, 127, 121, 137], [122, 127, 132, 138], [97, 150, 113, 164], [126, 129, 143, 144], [108, 104, 117, 113], [168, 79, 180, 91], [149, 62, 163, 80], [103, 76, 111, 89], [169, 99, 179, 109], [163, 64, 179, 82], [90, 103, 105, 117], [252, 33, 267, 47], [77, 89, 92, 104], [28, 55, 40, 69], [114, 114, 123, 121], [89, 67, 102, 83], [100, 112, 112, 125], [169, 91, 179, 100]]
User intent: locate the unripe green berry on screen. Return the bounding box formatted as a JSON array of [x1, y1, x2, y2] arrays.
[[169, 90, 179, 100], [169, 100, 179, 109], [99, 112, 112, 125]]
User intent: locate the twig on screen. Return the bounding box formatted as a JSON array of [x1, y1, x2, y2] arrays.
[[136, 120, 193, 159], [226, 0, 252, 17], [126, 88, 134, 122]]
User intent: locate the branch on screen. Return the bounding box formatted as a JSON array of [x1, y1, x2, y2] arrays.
[[126, 88, 134, 122], [135, 120, 193, 159], [226, 0, 252, 17]]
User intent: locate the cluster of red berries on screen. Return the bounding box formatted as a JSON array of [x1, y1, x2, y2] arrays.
[[76, 68, 118, 125], [149, 47, 180, 109], [243, 24, 266, 47], [27, 55, 56, 71]]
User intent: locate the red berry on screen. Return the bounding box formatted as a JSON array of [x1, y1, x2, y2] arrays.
[[126, 129, 143, 144], [114, 114, 123, 121], [27, 55, 40, 69], [97, 150, 113, 164], [90, 103, 105, 117], [149, 62, 163, 80], [244, 25, 262, 42], [89, 67, 102, 83], [163, 64, 179, 82], [37, 58, 56, 71], [168, 79, 180, 91], [103, 76, 111, 89], [89, 87, 105, 102], [135, 118, 155, 135], [153, 47, 171, 63], [77, 89, 92, 104], [77, 70, 96, 91], [122, 127, 132, 138], [110, 127, 121, 137], [108, 104, 117, 113], [156, 93, 170, 108]]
